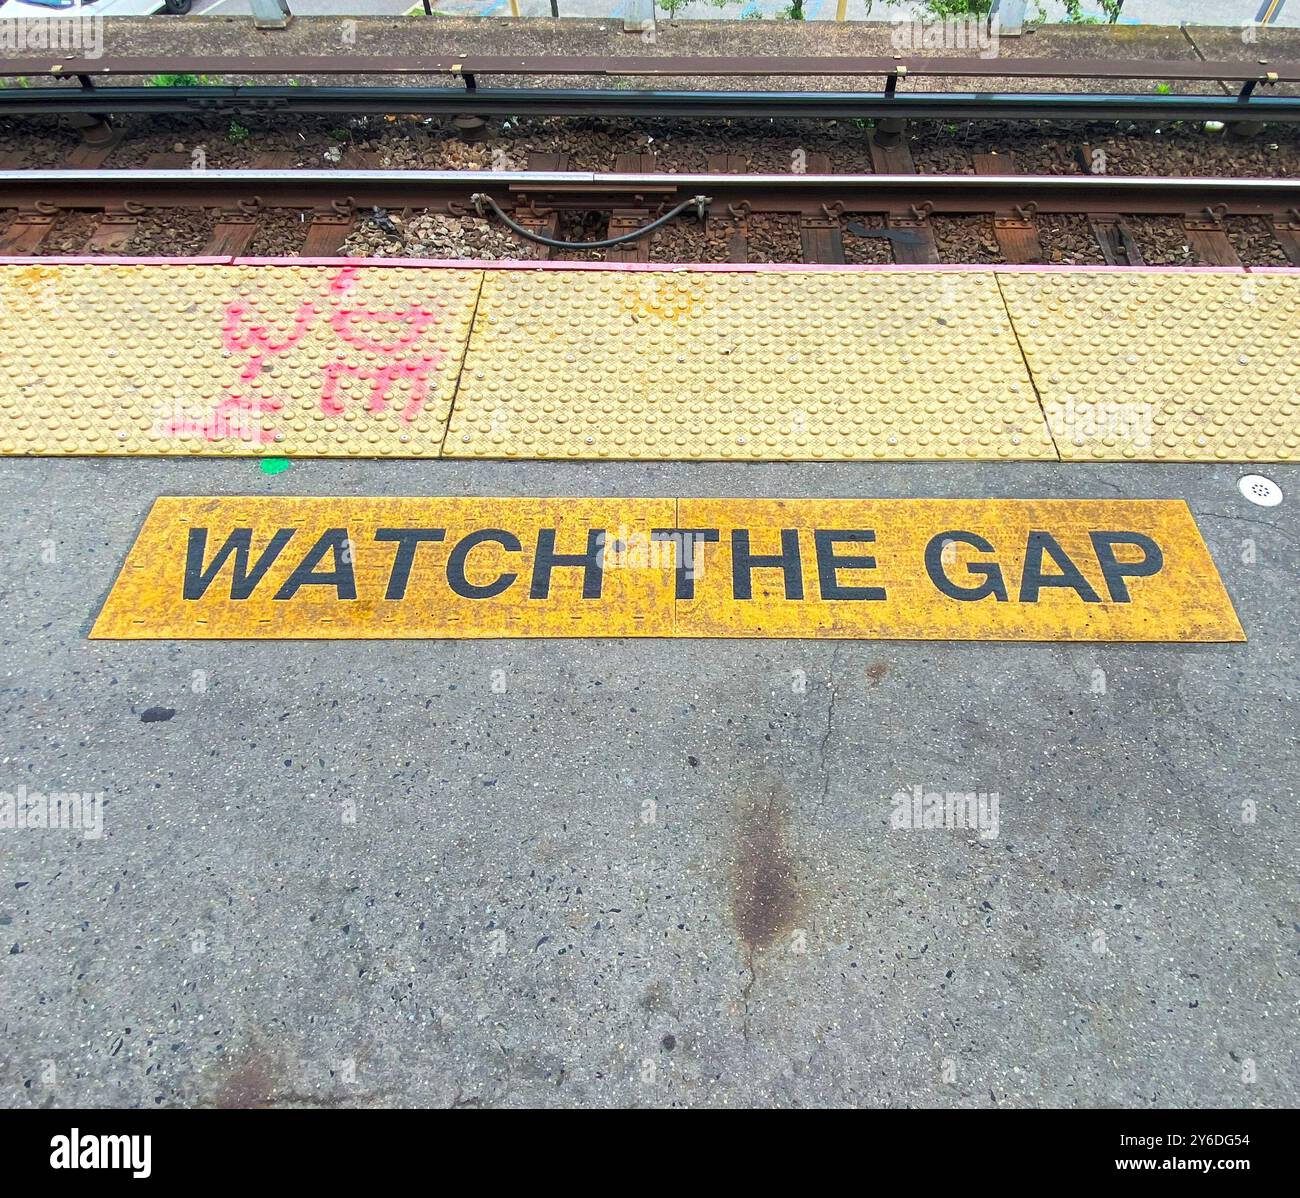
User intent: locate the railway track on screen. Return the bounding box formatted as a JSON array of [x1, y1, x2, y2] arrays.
[[2, 167, 1299, 266], [3, 50, 1297, 265]]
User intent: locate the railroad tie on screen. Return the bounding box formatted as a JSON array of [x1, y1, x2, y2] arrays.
[[706, 154, 750, 264], [798, 153, 846, 265], [868, 126, 916, 175], [92, 152, 192, 254], [974, 152, 1043, 265], [869, 135, 938, 265], [302, 149, 372, 257], [205, 153, 296, 258], [1272, 213, 1300, 266], [1182, 211, 1242, 267], [518, 152, 570, 260], [1088, 215, 1145, 267], [0, 153, 52, 254], [607, 153, 659, 264]]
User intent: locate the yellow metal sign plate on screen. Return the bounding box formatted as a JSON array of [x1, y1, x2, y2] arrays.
[[0, 264, 481, 456], [673, 498, 1241, 640], [92, 497, 1243, 642], [445, 269, 1057, 461], [998, 271, 1300, 462]]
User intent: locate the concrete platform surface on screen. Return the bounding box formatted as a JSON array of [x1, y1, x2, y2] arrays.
[[1, 454, 1295, 1107]]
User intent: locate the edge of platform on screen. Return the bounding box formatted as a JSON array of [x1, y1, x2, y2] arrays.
[[0, 256, 1295, 275]]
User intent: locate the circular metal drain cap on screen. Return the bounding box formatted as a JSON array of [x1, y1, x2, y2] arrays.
[[1238, 474, 1283, 508]]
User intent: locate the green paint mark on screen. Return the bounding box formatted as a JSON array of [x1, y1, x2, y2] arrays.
[[260, 457, 292, 476]]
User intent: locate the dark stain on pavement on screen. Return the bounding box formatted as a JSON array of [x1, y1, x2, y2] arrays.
[[198, 1043, 391, 1109], [866, 662, 889, 687], [207, 1047, 283, 1109], [731, 782, 800, 953]]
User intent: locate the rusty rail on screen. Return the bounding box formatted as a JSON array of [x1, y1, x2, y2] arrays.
[[1, 169, 1296, 218]]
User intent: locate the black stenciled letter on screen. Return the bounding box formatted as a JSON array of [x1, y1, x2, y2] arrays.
[[447, 529, 521, 600], [814, 530, 886, 601], [924, 531, 1008, 602], [274, 528, 356, 600], [651, 528, 720, 599], [1089, 530, 1164, 603], [1019, 531, 1101, 604], [731, 529, 803, 600], [184, 527, 295, 600], [530, 528, 605, 600], [374, 528, 445, 600]]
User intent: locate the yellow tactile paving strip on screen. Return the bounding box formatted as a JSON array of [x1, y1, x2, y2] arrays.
[[0, 263, 1297, 462], [0, 264, 481, 456], [445, 269, 1056, 461], [999, 272, 1300, 462]]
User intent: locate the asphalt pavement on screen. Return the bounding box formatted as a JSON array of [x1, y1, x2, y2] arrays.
[[2, 455, 1295, 1107]]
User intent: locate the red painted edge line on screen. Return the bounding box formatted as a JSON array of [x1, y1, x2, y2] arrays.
[[232, 259, 1265, 275], [0, 255, 1294, 274]]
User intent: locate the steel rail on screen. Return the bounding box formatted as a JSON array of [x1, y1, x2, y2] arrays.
[[1, 85, 1298, 123], [1, 54, 1297, 83], [2, 170, 1297, 218]]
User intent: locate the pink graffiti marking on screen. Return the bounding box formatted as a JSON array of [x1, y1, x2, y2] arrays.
[[320, 267, 448, 421], [165, 266, 452, 443]]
